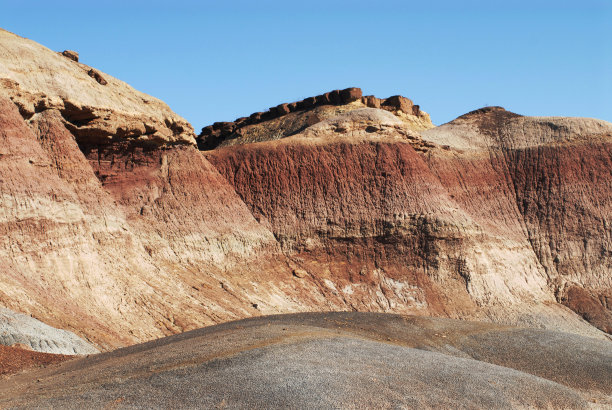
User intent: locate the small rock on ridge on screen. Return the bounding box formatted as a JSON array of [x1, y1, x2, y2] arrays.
[[61, 50, 79, 62], [87, 69, 107, 85], [339, 87, 363, 103], [362, 95, 381, 109], [382, 95, 414, 114]]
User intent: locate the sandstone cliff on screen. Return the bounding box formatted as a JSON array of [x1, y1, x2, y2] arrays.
[[0, 28, 610, 352]]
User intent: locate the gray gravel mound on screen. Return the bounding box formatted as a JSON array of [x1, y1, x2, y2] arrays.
[[0, 307, 98, 355], [18, 338, 588, 409]]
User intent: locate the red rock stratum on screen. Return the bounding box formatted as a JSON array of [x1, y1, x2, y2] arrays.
[[207, 106, 612, 338]]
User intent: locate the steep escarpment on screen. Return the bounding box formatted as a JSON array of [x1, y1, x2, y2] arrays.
[[207, 107, 612, 337], [0, 29, 308, 350], [2, 28, 455, 351]]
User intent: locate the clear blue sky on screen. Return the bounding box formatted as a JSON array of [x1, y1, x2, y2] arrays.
[[1, 1, 610, 131]]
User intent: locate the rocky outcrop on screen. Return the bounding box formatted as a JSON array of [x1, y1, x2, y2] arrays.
[[86, 68, 107, 85], [0, 28, 194, 146], [197, 87, 433, 150], [198, 87, 363, 150]]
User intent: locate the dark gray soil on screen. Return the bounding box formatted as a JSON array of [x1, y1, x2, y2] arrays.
[[1, 312, 610, 409]]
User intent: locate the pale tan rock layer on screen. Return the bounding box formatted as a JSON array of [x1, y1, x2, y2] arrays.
[[0, 28, 195, 146], [197, 88, 433, 150]]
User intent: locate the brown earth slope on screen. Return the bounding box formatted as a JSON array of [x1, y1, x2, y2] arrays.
[[0, 345, 71, 376]]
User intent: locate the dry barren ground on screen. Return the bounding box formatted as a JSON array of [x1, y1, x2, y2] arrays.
[[1, 312, 610, 408]]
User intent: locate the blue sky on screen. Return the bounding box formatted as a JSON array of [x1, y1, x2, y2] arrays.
[[1, 1, 610, 131]]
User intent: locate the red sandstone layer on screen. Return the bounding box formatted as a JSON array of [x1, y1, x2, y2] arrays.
[[206, 109, 612, 336]]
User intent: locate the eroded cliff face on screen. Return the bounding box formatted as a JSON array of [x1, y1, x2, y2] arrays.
[[422, 108, 612, 330], [0, 28, 610, 351], [0, 29, 316, 350], [1, 96, 193, 349], [1, 91, 346, 349], [207, 107, 612, 338]]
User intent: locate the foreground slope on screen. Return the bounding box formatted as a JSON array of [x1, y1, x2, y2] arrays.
[[1, 313, 610, 408]]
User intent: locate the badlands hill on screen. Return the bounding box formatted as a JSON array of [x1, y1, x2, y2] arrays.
[[0, 24, 611, 368], [204, 99, 612, 338]]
